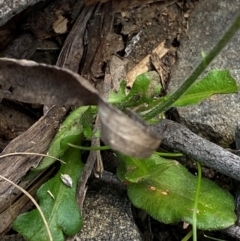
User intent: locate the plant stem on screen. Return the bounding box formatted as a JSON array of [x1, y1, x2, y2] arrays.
[[68, 143, 110, 151], [193, 162, 202, 241], [154, 151, 183, 157], [181, 230, 193, 241], [143, 14, 240, 120], [203, 234, 227, 241]]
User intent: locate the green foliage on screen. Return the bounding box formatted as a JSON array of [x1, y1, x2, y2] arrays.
[[14, 68, 239, 240], [33, 106, 95, 171], [13, 106, 91, 241], [117, 153, 236, 230], [13, 145, 83, 241], [108, 71, 161, 109], [12, 14, 240, 240], [141, 70, 238, 120], [108, 80, 127, 104], [108, 70, 238, 121], [172, 70, 238, 107], [81, 106, 96, 139]]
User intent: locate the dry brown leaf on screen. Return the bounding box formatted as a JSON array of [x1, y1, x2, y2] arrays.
[[0, 58, 98, 106], [56, 5, 96, 72], [126, 41, 169, 87], [98, 99, 162, 158], [0, 58, 163, 158], [52, 15, 68, 34]]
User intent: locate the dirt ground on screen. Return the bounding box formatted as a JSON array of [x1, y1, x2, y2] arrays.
[[0, 0, 238, 240]]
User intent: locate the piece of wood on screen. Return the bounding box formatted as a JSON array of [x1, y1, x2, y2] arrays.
[[0, 167, 56, 235], [84, 0, 167, 11], [154, 119, 240, 181], [57, 4, 96, 72], [0, 106, 67, 213], [126, 41, 169, 87]]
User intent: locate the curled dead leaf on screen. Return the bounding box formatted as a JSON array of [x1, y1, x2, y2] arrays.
[[98, 98, 162, 158], [0, 58, 98, 106], [0, 58, 163, 158]]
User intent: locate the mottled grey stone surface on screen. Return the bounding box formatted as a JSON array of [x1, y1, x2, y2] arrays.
[[78, 181, 143, 241], [0, 0, 42, 26], [169, 0, 240, 146], [2, 182, 142, 241]]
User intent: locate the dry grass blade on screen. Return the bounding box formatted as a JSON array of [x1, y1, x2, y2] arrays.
[[0, 174, 52, 241], [0, 152, 65, 164]]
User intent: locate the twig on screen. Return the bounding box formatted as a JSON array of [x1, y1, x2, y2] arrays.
[[77, 116, 101, 209], [153, 119, 240, 181]]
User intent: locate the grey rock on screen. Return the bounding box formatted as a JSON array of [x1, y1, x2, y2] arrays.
[[77, 181, 143, 241], [2, 182, 142, 241], [169, 0, 240, 146], [0, 0, 42, 26], [1, 175, 142, 240]]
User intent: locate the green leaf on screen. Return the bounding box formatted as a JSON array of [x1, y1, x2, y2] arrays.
[[33, 106, 94, 171], [172, 70, 238, 107], [60, 134, 82, 149], [122, 72, 161, 107], [13, 145, 83, 241], [117, 153, 174, 184], [81, 106, 97, 139], [108, 80, 127, 104], [109, 72, 161, 109], [117, 153, 236, 230]]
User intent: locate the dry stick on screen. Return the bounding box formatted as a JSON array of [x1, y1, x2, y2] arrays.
[[77, 116, 101, 209], [77, 151, 96, 209], [154, 119, 240, 181], [0, 175, 52, 241]]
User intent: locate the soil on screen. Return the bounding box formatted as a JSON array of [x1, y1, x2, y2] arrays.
[[0, 0, 238, 240]]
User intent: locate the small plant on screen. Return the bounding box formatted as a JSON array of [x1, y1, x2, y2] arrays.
[[1, 11, 240, 241], [12, 68, 238, 241]]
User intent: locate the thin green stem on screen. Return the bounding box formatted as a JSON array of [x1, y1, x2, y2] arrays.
[[154, 151, 183, 157], [181, 230, 193, 241], [193, 162, 202, 241], [68, 143, 110, 151], [143, 14, 240, 120]]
